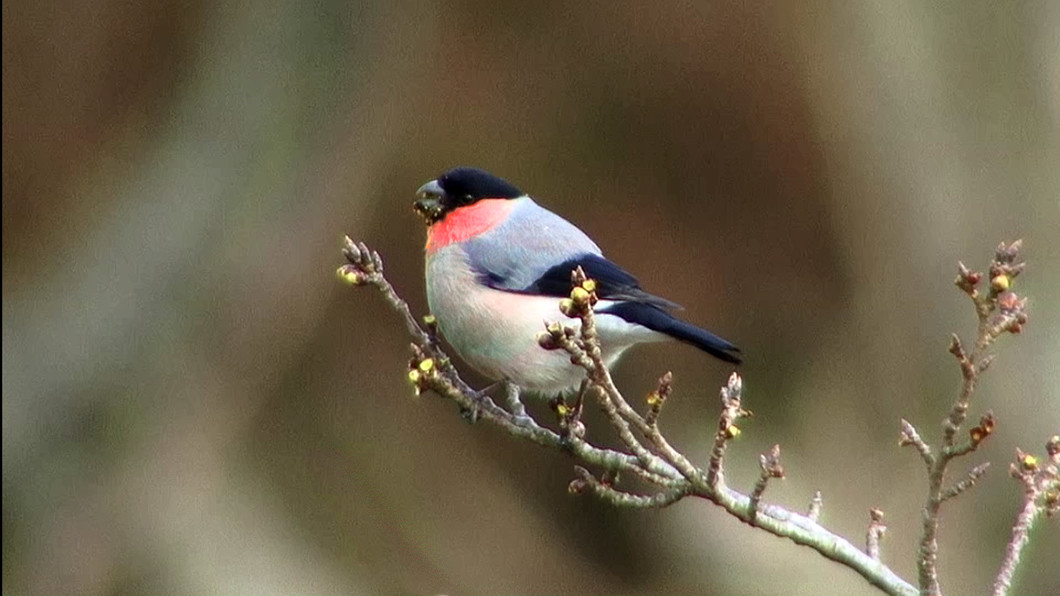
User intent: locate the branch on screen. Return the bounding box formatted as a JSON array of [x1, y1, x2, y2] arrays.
[[569, 466, 691, 508], [907, 240, 1029, 596], [991, 437, 1060, 596], [339, 237, 918, 596], [866, 508, 887, 561], [940, 462, 990, 502], [707, 373, 749, 490], [899, 419, 933, 468], [337, 238, 1044, 596], [536, 270, 917, 594], [807, 490, 824, 523], [749, 444, 785, 522]]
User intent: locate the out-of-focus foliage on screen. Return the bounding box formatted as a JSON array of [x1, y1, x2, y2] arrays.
[[4, 1, 1058, 594]]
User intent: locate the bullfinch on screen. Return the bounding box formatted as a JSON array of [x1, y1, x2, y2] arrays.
[[414, 167, 740, 395]]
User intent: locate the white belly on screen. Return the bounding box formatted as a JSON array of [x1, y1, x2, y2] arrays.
[[426, 247, 665, 395]]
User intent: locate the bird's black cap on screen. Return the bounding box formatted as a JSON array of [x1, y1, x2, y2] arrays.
[[434, 167, 523, 203]]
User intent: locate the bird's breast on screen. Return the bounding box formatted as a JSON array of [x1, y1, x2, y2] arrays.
[[426, 199, 517, 254]]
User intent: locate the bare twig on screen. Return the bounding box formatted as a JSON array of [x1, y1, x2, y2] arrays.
[[340, 237, 433, 347], [913, 240, 1029, 596], [940, 462, 990, 502], [749, 444, 785, 521], [551, 289, 914, 594], [644, 371, 673, 427], [900, 419, 934, 468], [866, 508, 887, 561], [992, 438, 1060, 596], [553, 270, 703, 483], [707, 373, 748, 489], [569, 466, 691, 508], [807, 490, 823, 522], [549, 312, 672, 476]]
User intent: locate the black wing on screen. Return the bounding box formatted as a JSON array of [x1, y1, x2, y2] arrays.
[[483, 251, 742, 364], [501, 253, 681, 310]]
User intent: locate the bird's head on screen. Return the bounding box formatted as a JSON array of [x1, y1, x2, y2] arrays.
[[414, 167, 523, 226]]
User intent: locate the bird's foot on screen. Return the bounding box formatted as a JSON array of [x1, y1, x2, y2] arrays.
[[500, 381, 534, 426], [457, 381, 531, 426]]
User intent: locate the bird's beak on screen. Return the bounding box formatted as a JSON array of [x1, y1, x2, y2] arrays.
[[414, 179, 446, 224]]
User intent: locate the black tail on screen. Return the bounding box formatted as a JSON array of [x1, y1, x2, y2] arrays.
[[599, 302, 742, 364]]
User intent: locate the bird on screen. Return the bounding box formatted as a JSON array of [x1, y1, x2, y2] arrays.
[[413, 166, 740, 396]]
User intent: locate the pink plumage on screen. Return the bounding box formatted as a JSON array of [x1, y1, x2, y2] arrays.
[[426, 199, 516, 254]]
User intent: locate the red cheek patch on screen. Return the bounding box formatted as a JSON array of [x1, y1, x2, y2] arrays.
[[427, 198, 518, 253]]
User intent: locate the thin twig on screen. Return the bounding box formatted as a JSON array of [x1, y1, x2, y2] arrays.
[[992, 441, 1060, 596], [914, 240, 1029, 596], [866, 508, 887, 561], [570, 467, 691, 508], [899, 419, 934, 468], [992, 493, 1042, 596], [644, 371, 673, 427], [807, 491, 823, 523], [940, 463, 990, 502], [556, 271, 703, 483], [707, 373, 746, 489], [749, 444, 785, 521]]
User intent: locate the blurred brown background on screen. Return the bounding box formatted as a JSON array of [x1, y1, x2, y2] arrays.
[[3, 1, 1058, 594]]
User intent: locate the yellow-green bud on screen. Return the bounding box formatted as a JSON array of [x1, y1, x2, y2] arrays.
[[1020, 453, 1039, 471], [559, 298, 578, 317], [991, 274, 1010, 292], [570, 286, 591, 305], [337, 265, 365, 285], [418, 358, 435, 373]]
